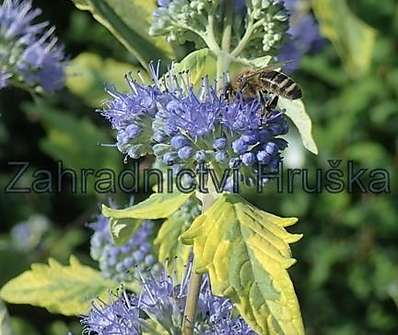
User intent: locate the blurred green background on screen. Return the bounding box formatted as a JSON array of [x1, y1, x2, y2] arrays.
[[0, 0, 397, 334]]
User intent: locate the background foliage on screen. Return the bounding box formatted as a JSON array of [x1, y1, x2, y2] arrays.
[[0, 0, 397, 334]]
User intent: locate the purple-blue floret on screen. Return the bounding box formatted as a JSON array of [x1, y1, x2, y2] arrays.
[[0, 0, 66, 92]]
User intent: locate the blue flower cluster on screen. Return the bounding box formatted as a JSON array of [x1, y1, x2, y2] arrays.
[[90, 216, 159, 282], [278, 0, 324, 72], [0, 0, 66, 92], [83, 290, 141, 334], [103, 76, 159, 159], [10, 214, 49, 252], [198, 277, 255, 334], [102, 67, 289, 188], [82, 265, 255, 334]]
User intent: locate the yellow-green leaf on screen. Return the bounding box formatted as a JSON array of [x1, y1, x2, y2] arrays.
[[170, 48, 261, 88], [313, 0, 376, 78], [102, 192, 192, 220], [0, 256, 116, 316], [279, 97, 318, 155], [154, 211, 191, 282], [142, 319, 169, 335], [66, 52, 148, 106], [181, 193, 304, 335], [110, 218, 143, 246], [171, 48, 217, 86], [71, 0, 173, 69]]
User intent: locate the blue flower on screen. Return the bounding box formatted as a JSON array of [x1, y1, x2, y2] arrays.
[[264, 142, 278, 155], [90, 214, 159, 282], [157, 0, 170, 7], [0, 0, 66, 92], [10, 214, 49, 252], [178, 146, 194, 160], [0, 71, 11, 89], [154, 79, 288, 185], [279, 0, 324, 72], [195, 150, 206, 162], [222, 98, 262, 131], [85, 199, 254, 333], [232, 138, 248, 154], [163, 152, 176, 165], [213, 137, 227, 150], [101, 80, 160, 159], [232, 0, 246, 14], [171, 134, 190, 149], [257, 150, 272, 164], [241, 152, 255, 166], [102, 67, 289, 187], [198, 277, 255, 335], [83, 263, 256, 334], [158, 87, 222, 138], [82, 291, 141, 335]]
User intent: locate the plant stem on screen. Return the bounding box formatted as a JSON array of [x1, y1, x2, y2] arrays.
[[182, 5, 235, 333], [216, 50, 231, 90], [181, 192, 216, 335], [216, 1, 234, 89], [231, 18, 264, 57], [206, 14, 220, 53], [221, 1, 233, 52], [181, 260, 202, 335]]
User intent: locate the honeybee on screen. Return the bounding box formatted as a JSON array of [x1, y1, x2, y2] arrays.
[[223, 64, 302, 111]]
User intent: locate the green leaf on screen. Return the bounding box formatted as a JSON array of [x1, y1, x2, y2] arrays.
[[170, 49, 259, 87], [181, 193, 304, 335], [23, 101, 121, 194], [142, 319, 169, 335], [279, 97, 318, 155], [102, 192, 192, 220], [110, 218, 143, 246], [8, 317, 38, 335], [66, 52, 148, 106], [0, 256, 116, 316], [46, 229, 86, 263], [346, 141, 390, 168], [70, 0, 173, 69], [154, 211, 191, 282], [0, 243, 30, 287], [171, 49, 217, 86], [300, 54, 348, 87], [235, 55, 273, 69], [0, 300, 13, 335], [313, 0, 377, 78]]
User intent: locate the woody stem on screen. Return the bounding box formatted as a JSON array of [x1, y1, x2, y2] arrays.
[[181, 260, 202, 335]]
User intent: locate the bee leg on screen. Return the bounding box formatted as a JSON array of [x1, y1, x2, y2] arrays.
[[258, 95, 279, 127], [239, 78, 250, 97], [266, 94, 279, 110], [256, 91, 268, 125], [263, 94, 278, 118], [258, 91, 267, 105]]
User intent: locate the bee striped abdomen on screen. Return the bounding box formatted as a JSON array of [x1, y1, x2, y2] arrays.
[[260, 71, 302, 100]]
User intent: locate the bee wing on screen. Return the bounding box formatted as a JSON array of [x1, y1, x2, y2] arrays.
[[245, 60, 296, 79]]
